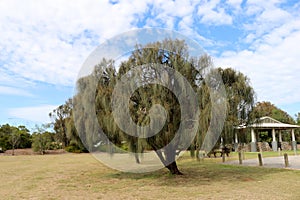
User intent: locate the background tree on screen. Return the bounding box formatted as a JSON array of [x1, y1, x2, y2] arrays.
[[296, 112, 300, 142], [0, 124, 32, 152], [9, 128, 20, 155], [219, 68, 256, 145], [0, 124, 12, 151], [49, 99, 73, 147], [31, 125, 56, 154], [17, 125, 32, 149], [296, 113, 300, 125], [193, 67, 256, 156], [50, 100, 87, 153], [252, 101, 295, 124], [32, 133, 51, 155]]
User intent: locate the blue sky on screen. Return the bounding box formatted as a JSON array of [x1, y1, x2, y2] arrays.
[[0, 0, 300, 131]]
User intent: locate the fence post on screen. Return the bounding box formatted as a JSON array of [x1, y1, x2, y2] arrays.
[[222, 152, 225, 163], [238, 152, 242, 165], [284, 153, 289, 167], [258, 153, 263, 166]]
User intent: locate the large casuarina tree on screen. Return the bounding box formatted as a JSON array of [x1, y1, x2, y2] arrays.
[[74, 39, 211, 175]]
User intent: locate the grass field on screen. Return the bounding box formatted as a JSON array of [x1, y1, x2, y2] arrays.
[[1, 151, 300, 199]]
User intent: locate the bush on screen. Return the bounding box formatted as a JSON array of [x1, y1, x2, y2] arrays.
[[32, 133, 52, 155], [65, 141, 88, 153]]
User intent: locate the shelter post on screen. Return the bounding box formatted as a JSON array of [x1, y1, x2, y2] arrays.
[[251, 128, 256, 152], [234, 132, 238, 152], [291, 129, 297, 151], [279, 131, 282, 142], [272, 128, 277, 151]]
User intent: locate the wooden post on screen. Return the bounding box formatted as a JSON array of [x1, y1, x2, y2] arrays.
[[251, 129, 257, 152], [238, 152, 242, 165], [258, 153, 263, 166], [222, 152, 225, 163], [284, 153, 289, 167]]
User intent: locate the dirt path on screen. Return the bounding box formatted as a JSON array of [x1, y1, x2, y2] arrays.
[[225, 155, 300, 170]]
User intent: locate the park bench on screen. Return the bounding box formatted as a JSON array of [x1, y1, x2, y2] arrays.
[[207, 146, 231, 158]]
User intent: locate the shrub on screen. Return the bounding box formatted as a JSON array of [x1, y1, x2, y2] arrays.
[[65, 141, 88, 153]]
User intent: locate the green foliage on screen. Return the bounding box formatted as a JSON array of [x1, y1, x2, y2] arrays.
[[18, 126, 32, 149], [49, 99, 73, 147], [295, 112, 300, 142], [219, 68, 256, 144], [296, 113, 300, 125], [9, 129, 21, 155], [0, 124, 32, 151], [65, 140, 88, 153], [195, 67, 256, 151], [73, 39, 204, 174], [32, 125, 56, 155], [252, 101, 295, 124], [50, 99, 88, 153]]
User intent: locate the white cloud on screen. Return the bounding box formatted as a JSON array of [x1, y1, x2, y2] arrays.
[[243, 0, 293, 43], [8, 104, 58, 123], [197, 0, 233, 25], [0, 0, 150, 87], [226, 0, 243, 8], [215, 21, 300, 106], [0, 86, 33, 96]]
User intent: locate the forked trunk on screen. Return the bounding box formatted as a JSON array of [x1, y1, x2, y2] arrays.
[[150, 144, 183, 175], [166, 161, 183, 175]]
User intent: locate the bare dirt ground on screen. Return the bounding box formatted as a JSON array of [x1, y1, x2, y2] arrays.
[[0, 148, 66, 156]]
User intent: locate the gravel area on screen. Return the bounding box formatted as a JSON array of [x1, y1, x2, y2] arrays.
[[225, 155, 300, 170]]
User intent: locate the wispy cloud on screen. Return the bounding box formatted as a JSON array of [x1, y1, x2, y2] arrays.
[[0, 86, 33, 97], [8, 104, 58, 123], [197, 0, 233, 25]]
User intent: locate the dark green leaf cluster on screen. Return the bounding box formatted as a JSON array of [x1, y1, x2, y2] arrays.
[[0, 124, 31, 152]]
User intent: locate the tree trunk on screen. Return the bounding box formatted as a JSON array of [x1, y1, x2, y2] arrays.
[[135, 153, 140, 164], [166, 161, 183, 175], [150, 144, 183, 175]]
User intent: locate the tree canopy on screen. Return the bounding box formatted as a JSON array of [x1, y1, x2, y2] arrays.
[[252, 101, 295, 124]]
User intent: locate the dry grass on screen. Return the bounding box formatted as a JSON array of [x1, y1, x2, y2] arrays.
[[1, 152, 300, 199]]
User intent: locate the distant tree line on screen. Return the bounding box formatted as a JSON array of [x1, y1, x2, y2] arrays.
[[0, 124, 62, 155]]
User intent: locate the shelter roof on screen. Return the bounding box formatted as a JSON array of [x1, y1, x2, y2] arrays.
[[237, 116, 300, 129]]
